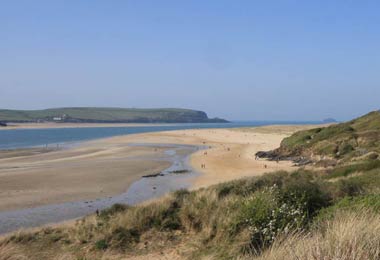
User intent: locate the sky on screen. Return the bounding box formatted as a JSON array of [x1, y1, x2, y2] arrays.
[[1, 1, 379, 121]]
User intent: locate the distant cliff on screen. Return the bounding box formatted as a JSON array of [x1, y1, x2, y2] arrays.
[[0, 107, 228, 123]]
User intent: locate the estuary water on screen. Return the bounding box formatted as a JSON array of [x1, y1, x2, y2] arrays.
[[0, 121, 320, 233], [0, 121, 318, 150]]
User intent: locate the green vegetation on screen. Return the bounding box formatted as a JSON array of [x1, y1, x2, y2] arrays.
[[275, 110, 380, 162], [315, 194, 380, 223], [2, 164, 380, 259], [1, 111, 380, 259], [0, 107, 228, 123], [325, 160, 380, 179]]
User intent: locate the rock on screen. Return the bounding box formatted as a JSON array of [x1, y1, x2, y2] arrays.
[[142, 172, 164, 178], [256, 150, 313, 166], [169, 169, 189, 174]]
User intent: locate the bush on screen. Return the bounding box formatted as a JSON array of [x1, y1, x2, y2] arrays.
[[173, 188, 191, 201], [335, 179, 364, 197], [338, 142, 354, 156], [315, 194, 380, 224], [279, 172, 331, 216], [234, 173, 330, 255], [216, 171, 288, 198], [95, 239, 108, 250], [326, 160, 380, 179], [107, 227, 139, 249], [99, 203, 129, 220], [258, 211, 380, 260]]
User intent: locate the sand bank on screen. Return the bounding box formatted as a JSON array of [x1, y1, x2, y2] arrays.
[[0, 124, 319, 213], [0, 145, 171, 211]]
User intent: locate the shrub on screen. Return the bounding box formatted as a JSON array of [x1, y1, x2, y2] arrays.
[[99, 203, 129, 220], [107, 227, 139, 249], [326, 160, 380, 179], [338, 142, 354, 155], [258, 211, 380, 260], [235, 186, 308, 255], [335, 178, 364, 197], [315, 194, 380, 224], [8, 232, 36, 244], [216, 171, 289, 198], [234, 175, 330, 255], [173, 188, 191, 201], [95, 239, 108, 250], [279, 172, 331, 216]]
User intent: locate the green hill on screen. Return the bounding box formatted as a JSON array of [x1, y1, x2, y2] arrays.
[[258, 110, 380, 165], [0, 107, 228, 123]]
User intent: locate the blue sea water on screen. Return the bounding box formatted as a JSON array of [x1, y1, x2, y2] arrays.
[[0, 121, 319, 150]]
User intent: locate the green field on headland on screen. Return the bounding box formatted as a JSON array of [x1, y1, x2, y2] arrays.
[[0, 107, 228, 123]]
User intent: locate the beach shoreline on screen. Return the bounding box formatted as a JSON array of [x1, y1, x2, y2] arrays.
[[0, 143, 202, 234], [0, 124, 322, 233], [0, 125, 320, 210], [0, 122, 174, 130]]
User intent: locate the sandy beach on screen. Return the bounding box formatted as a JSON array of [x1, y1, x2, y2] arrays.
[[0, 125, 321, 212]]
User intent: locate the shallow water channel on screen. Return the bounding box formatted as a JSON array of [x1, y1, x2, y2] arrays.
[[0, 143, 204, 234]]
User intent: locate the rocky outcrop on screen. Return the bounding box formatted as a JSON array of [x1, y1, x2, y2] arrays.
[[255, 150, 313, 166]]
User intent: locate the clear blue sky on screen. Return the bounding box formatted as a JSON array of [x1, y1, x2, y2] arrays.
[[1, 1, 379, 121]]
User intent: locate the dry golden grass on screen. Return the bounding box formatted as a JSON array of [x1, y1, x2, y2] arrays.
[[1, 170, 380, 260], [0, 243, 28, 260], [256, 210, 380, 260]]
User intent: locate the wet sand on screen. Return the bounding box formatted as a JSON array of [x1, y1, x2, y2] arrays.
[[0, 125, 321, 233], [0, 143, 201, 234], [0, 125, 319, 212], [0, 145, 171, 211]]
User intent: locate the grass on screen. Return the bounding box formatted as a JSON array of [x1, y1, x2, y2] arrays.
[[314, 194, 380, 224], [4, 167, 378, 259], [1, 154, 379, 259], [325, 160, 380, 179], [1, 108, 380, 259], [0, 107, 227, 123], [0, 172, 379, 259], [276, 110, 380, 161], [257, 210, 380, 260]]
